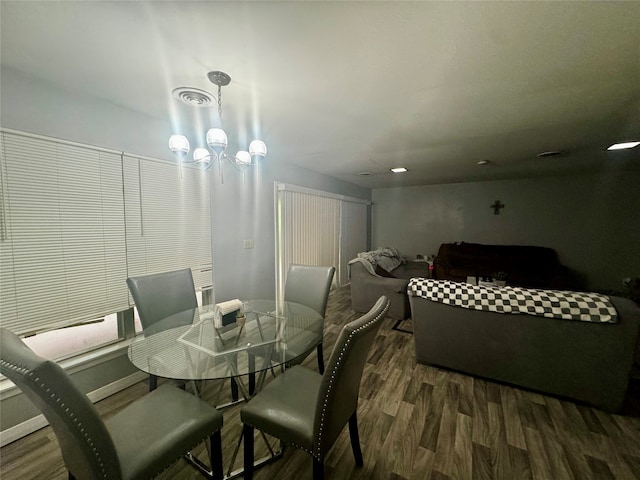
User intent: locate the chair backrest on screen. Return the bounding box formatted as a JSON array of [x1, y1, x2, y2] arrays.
[[0, 328, 122, 479], [284, 264, 336, 318], [312, 295, 390, 458], [127, 268, 198, 331]]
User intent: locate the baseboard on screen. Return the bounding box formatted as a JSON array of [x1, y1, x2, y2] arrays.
[[0, 370, 147, 447]]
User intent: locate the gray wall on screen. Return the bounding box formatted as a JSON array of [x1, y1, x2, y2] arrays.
[[372, 171, 640, 291]]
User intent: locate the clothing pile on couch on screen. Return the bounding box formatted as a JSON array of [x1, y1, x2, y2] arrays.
[[348, 247, 406, 278]]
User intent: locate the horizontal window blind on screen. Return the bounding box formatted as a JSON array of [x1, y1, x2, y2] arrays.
[[123, 155, 212, 296], [0, 131, 129, 335], [1, 130, 214, 336]]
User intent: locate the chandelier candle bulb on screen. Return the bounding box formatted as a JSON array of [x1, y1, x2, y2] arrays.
[[168, 134, 190, 157], [249, 140, 267, 158], [206, 128, 228, 153], [235, 151, 251, 165], [193, 148, 210, 164]]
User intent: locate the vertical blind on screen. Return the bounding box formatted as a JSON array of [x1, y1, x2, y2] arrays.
[[0, 130, 212, 335], [275, 183, 368, 302]]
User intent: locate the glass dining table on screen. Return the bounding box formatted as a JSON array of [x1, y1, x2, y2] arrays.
[[127, 299, 324, 479], [128, 299, 323, 398]]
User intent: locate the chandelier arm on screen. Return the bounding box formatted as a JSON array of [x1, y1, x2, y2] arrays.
[[221, 154, 247, 173]]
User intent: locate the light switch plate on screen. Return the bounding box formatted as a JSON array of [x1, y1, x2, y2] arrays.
[[243, 239, 254, 249]]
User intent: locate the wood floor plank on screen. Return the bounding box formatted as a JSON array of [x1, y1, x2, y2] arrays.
[[508, 444, 533, 480], [452, 413, 473, 480], [472, 379, 491, 448], [561, 443, 592, 480], [487, 400, 511, 480], [502, 386, 527, 449], [586, 454, 616, 480], [432, 382, 460, 476], [404, 383, 434, 474], [2, 285, 640, 480], [384, 401, 416, 478], [379, 367, 408, 417], [523, 426, 554, 480], [419, 377, 446, 452], [409, 446, 435, 480], [456, 374, 475, 417], [578, 404, 609, 435], [471, 442, 492, 480]]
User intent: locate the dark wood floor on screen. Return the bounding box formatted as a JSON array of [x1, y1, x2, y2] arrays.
[[2, 286, 640, 479]]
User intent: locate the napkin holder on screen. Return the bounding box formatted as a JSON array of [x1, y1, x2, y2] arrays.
[[213, 299, 244, 328]]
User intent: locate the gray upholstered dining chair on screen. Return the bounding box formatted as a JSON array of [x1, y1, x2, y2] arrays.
[[241, 295, 390, 480], [283, 264, 336, 373], [0, 327, 224, 480], [126, 268, 198, 332], [126, 268, 200, 392]]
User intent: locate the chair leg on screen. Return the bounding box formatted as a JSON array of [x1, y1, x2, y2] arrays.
[[348, 412, 364, 466], [149, 374, 158, 392], [209, 430, 224, 480], [313, 457, 324, 480], [316, 342, 325, 374], [230, 377, 239, 401], [243, 424, 255, 480], [248, 354, 256, 395]]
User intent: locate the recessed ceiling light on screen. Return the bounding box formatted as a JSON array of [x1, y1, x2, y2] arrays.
[[477, 160, 490, 165], [536, 151, 566, 158], [607, 141, 640, 150], [390, 167, 407, 173]]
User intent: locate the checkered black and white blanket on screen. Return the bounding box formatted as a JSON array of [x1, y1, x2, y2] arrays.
[[407, 278, 617, 323]]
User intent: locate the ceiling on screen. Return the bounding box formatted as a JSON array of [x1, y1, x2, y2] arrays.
[[1, 1, 639, 189]]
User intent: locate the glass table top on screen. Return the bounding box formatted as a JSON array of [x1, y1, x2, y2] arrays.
[[127, 300, 323, 382]]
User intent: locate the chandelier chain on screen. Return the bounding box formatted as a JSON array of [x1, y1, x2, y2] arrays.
[[218, 84, 223, 122]]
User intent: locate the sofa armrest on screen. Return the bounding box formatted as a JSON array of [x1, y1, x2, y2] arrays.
[[349, 261, 411, 319]]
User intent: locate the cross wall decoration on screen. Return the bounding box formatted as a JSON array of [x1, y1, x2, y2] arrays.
[[491, 200, 505, 215]]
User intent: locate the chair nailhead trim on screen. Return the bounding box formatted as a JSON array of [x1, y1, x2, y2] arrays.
[[313, 301, 389, 459], [242, 300, 389, 462], [0, 359, 110, 479]]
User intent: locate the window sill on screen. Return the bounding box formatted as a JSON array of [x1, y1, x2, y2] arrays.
[[0, 337, 135, 398]]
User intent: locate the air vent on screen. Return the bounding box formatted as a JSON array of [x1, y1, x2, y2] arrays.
[[172, 87, 215, 107], [357, 171, 372, 176]]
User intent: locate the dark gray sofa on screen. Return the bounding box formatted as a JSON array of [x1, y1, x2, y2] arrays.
[[350, 260, 431, 320], [409, 292, 640, 412]]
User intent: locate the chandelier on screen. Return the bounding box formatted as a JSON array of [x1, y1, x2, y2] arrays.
[[168, 71, 267, 181]]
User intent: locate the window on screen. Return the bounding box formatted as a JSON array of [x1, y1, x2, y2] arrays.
[[275, 183, 368, 301], [0, 129, 213, 359], [0, 131, 129, 336]]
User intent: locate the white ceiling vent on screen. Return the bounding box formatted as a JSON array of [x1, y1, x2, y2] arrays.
[[172, 87, 215, 107]]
